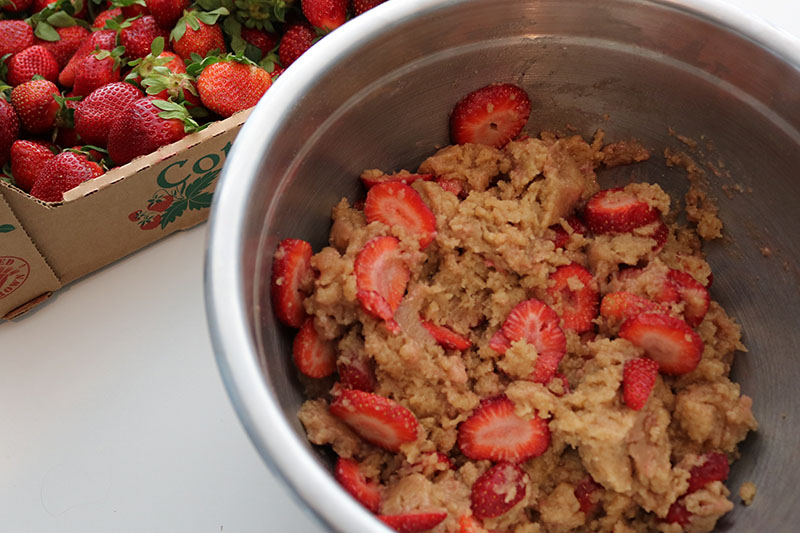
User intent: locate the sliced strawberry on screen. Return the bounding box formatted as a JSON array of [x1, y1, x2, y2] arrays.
[[457, 394, 550, 463], [546, 263, 598, 333], [667, 269, 710, 327], [436, 177, 466, 198], [457, 514, 485, 533], [329, 390, 419, 451], [271, 238, 314, 328], [470, 462, 527, 519], [450, 83, 531, 148], [334, 457, 382, 513], [292, 318, 336, 379], [614, 267, 680, 304], [646, 220, 669, 251], [355, 236, 410, 322], [665, 501, 691, 526], [378, 511, 447, 533], [622, 357, 659, 410], [583, 188, 660, 234], [364, 182, 437, 248], [494, 299, 567, 383], [421, 321, 472, 351], [337, 355, 376, 392], [574, 476, 602, 515], [619, 313, 703, 375], [599, 291, 662, 323], [687, 452, 729, 494], [360, 172, 434, 189], [488, 328, 512, 353], [550, 215, 588, 248]]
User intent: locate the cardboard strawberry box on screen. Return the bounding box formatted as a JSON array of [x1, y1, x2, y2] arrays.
[[0, 109, 250, 320]]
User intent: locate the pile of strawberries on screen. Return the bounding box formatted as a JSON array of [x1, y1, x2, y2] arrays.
[[0, 0, 387, 203]]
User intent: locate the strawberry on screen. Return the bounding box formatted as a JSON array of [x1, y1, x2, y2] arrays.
[[450, 83, 531, 148], [35, 26, 90, 68], [148, 193, 173, 211], [10, 79, 60, 134], [665, 501, 691, 526], [334, 457, 381, 513], [352, 0, 386, 16], [550, 215, 588, 248], [195, 57, 271, 118], [666, 269, 710, 327], [302, 0, 347, 31], [271, 238, 314, 327], [354, 236, 409, 324], [613, 266, 680, 304], [171, 10, 227, 61], [456, 514, 485, 533], [129, 209, 143, 221], [121, 1, 149, 18], [119, 16, 169, 60], [470, 462, 527, 519], [145, 0, 189, 29], [686, 452, 729, 494], [58, 30, 117, 88], [619, 313, 703, 375], [9, 140, 56, 192], [337, 355, 376, 392], [364, 181, 437, 248], [0, 100, 19, 168], [377, 512, 447, 533], [490, 299, 566, 384], [546, 263, 598, 333], [140, 214, 162, 230], [1, 0, 32, 13], [0, 21, 34, 60], [329, 389, 419, 451], [583, 187, 660, 234], [457, 394, 550, 463], [647, 220, 669, 251], [7, 46, 60, 86], [599, 291, 661, 322], [240, 28, 278, 57], [421, 321, 472, 351], [293, 318, 336, 378], [92, 7, 123, 29], [622, 357, 659, 410], [75, 82, 144, 147], [360, 172, 434, 190], [29, 151, 103, 202], [574, 476, 602, 515], [107, 96, 196, 165], [278, 21, 315, 67], [73, 47, 124, 97]]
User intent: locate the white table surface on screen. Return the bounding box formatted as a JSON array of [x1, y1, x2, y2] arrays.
[[2, 2, 797, 531]]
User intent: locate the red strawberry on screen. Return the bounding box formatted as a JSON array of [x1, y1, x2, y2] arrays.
[[470, 462, 527, 519], [240, 28, 278, 57], [293, 318, 336, 378], [574, 476, 602, 515], [599, 291, 661, 322], [0, 21, 34, 60], [337, 355, 376, 392], [58, 30, 116, 87], [148, 193, 173, 212], [1, 0, 32, 13], [456, 514, 485, 533], [73, 48, 124, 97], [146, 0, 189, 29], [364, 181, 437, 248], [614, 266, 681, 304], [92, 7, 123, 29], [622, 357, 659, 410], [121, 1, 149, 18], [329, 389, 419, 451], [490, 299, 566, 384], [457, 394, 550, 463], [619, 313, 703, 375], [687, 452, 729, 494], [10, 79, 60, 134], [421, 321, 471, 351], [354, 236, 409, 323], [647, 220, 669, 251], [7, 46, 60, 86], [302, 0, 347, 31], [120, 16, 170, 60], [436, 177, 465, 198], [128, 209, 143, 221], [171, 11, 226, 61], [0, 100, 19, 167], [36, 26, 90, 68], [270, 238, 314, 328], [378, 512, 447, 533], [9, 140, 56, 192], [550, 215, 588, 248], [278, 21, 315, 67], [583, 187, 660, 234], [29, 151, 103, 202], [196, 58, 272, 118], [334, 457, 381, 513], [140, 214, 162, 230], [450, 83, 531, 148], [75, 82, 144, 147], [360, 172, 434, 190], [547, 263, 598, 333], [666, 269, 710, 327], [665, 501, 691, 526], [352, 0, 386, 15], [107, 97, 194, 165]]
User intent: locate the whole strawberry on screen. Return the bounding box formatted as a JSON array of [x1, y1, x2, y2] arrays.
[[120, 15, 170, 60], [10, 140, 56, 192], [0, 100, 20, 167], [1, 0, 33, 13], [75, 82, 143, 147], [240, 28, 278, 57], [7, 45, 60, 86], [35, 25, 90, 68], [107, 96, 197, 165], [10, 79, 60, 134], [196, 57, 271, 117], [302, 0, 347, 31], [0, 21, 34, 60], [146, 0, 189, 30], [171, 9, 227, 61], [92, 7, 122, 29], [126, 36, 186, 85], [73, 48, 124, 97], [30, 151, 104, 202], [278, 21, 316, 67], [120, 1, 148, 18], [352, 0, 385, 16], [59, 30, 117, 87]]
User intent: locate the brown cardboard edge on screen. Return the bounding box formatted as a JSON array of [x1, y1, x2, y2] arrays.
[[0, 193, 61, 283], [2, 292, 53, 320]]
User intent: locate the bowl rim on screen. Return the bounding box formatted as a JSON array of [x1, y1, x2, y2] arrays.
[[205, 1, 800, 531]]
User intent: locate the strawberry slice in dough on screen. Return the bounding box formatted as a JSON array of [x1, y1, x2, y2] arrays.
[[600, 291, 662, 323], [666, 269, 710, 327], [470, 462, 528, 519], [355, 236, 410, 325], [622, 357, 659, 410], [360, 171, 434, 189], [329, 390, 419, 452], [619, 312, 703, 375], [377, 511, 448, 533], [334, 457, 382, 513], [583, 187, 660, 234], [449, 83, 531, 148], [364, 181, 437, 248], [292, 318, 336, 378], [271, 238, 314, 328], [421, 321, 472, 351], [546, 263, 599, 333]]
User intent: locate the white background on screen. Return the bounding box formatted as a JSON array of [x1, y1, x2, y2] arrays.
[[2, 1, 798, 531]]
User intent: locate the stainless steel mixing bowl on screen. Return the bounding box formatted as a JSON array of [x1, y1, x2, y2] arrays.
[[205, 0, 800, 530]]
